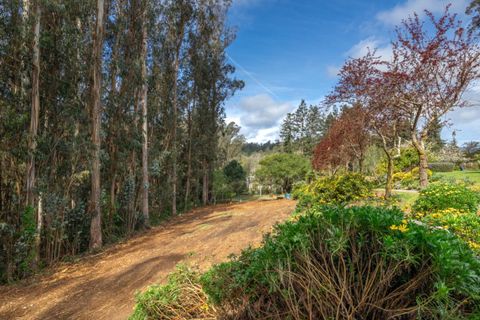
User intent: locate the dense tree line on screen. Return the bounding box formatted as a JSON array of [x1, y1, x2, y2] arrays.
[[0, 0, 242, 282], [241, 141, 280, 155]]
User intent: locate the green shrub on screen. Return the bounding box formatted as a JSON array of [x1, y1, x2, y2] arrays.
[[292, 173, 372, 208], [420, 208, 480, 254], [429, 162, 456, 172], [130, 264, 216, 320], [200, 205, 480, 319], [393, 167, 433, 190], [413, 182, 480, 216], [374, 147, 417, 175], [390, 147, 419, 172]]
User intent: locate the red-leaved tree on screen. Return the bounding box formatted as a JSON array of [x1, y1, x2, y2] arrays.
[[326, 52, 409, 198], [313, 105, 370, 174], [391, 7, 480, 188]]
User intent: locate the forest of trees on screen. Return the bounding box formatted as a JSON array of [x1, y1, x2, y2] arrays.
[[0, 0, 243, 282]]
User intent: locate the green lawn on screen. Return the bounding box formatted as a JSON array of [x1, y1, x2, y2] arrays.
[[373, 189, 419, 209], [393, 190, 419, 207], [434, 171, 480, 185]]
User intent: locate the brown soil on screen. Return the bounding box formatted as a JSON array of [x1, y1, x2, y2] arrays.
[[0, 200, 296, 320]]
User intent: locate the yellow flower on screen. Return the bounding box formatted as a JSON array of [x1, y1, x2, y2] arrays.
[[390, 223, 409, 233], [467, 241, 480, 251]]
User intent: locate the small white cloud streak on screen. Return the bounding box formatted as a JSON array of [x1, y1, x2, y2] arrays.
[[226, 53, 280, 100]]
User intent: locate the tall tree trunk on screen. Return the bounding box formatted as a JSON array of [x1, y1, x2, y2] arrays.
[[171, 49, 181, 215], [89, 0, 105, 250], [106, 0, 121, 232], [418, 149, 429, 188], [385, 154, 394, 199], [184, 108, 193, 211], [412, 132, 429, 189], [202, 160, 208, 206], [26, 0, 41, 269], [139, 4, 149, 227]]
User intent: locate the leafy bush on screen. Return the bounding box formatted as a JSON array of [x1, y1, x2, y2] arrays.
[[223, 160, 247, 195], [421, 208, 480, 254], [395, 147, 419, 171], [393, 167, 433, 190], [429, 162, 456, 172], [413, 182, 480, 216], [255, 153, 311, 193], [213, 170, 236, 202], [130, 264, 216, 320], [292, 173, 372, 208], [200, 205, 480, 319]]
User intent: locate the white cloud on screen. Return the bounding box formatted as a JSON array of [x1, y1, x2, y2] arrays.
[[346, 37, 393, 61], [237, 94, 295, 129], [248, 127, 280, 143], [227, 94, 297, 142], [442, 83, 480, 144], [376, 0, 468, 26]]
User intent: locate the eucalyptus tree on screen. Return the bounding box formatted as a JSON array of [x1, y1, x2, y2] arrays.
[[89, 0, 106, 249]]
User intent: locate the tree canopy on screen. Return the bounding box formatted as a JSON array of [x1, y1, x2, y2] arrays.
[[256, 153, 311, 193]]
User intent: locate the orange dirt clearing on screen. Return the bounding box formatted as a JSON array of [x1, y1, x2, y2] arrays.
[[0, 199, 296, 320]]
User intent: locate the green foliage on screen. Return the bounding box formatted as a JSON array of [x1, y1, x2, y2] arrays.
[[130, 264, 215, 320], [0, 0, 243, 281], [223, 160, 246, 194], [200, 205, 480, 319], [15, 206, 37, 277], [429, 162, 456, 172], [255, 153, 311, 193], [393, 167, 433, 190], [395, 147, 419, 172], [292, 173, 372, 208], [213, 170, 235, 202], [413, 182, 480, 216], [421, 208, 480, 254]]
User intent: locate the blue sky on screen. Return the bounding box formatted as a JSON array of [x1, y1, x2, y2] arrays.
[[224, 0, 480, 144]]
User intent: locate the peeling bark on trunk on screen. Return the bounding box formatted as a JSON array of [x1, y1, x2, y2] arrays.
[[184, 108, 193, 212], [140, 6, 149, 227], [171, 44, 181, 216], [89, 0, 105, 250], [26, 0, 41, 269]]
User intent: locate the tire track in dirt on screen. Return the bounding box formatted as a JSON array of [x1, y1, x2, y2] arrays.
[[0, 200, 296, 320]]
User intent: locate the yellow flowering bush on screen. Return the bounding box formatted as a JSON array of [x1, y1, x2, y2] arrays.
[[393, 167, 432, 190], [412, 183, 480, 254], [292, 173, 372, 209], [413, 182, 480, 215], [422, 208, 480, 254]]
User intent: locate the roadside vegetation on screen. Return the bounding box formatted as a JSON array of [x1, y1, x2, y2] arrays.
[[131, 177, 480, 319]]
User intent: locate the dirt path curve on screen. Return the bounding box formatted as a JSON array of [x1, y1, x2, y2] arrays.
[[0, 200, 296, 320]]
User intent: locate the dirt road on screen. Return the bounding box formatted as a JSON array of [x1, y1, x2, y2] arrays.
[[0, 200, 295, 320]]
